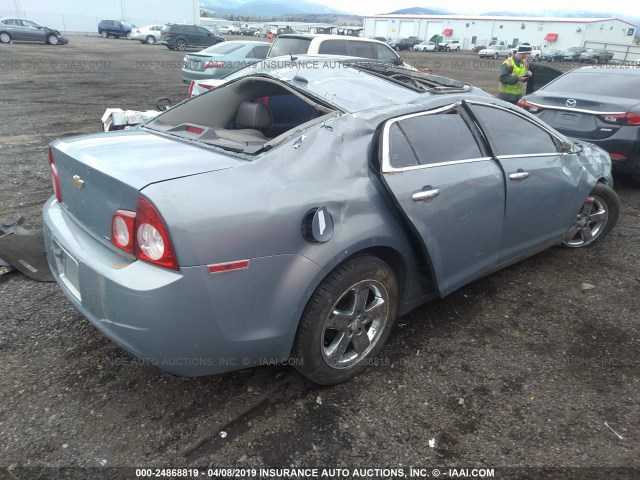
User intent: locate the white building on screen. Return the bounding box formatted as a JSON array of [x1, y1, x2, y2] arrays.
[[364, 14, 638, 59], [1, 0, 200, 33]]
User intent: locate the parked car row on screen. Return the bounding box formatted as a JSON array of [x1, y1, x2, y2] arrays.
[[539, 47, 615, 64]]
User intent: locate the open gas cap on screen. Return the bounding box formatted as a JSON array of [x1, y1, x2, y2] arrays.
[[302, 206, 334, 244]]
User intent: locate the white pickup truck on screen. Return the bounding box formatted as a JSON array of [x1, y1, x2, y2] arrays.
[[440, 40, 461, 51], [511, 44, 542, 61]]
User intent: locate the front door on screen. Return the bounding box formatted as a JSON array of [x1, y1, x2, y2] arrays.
[[467, 102, 581, 262]]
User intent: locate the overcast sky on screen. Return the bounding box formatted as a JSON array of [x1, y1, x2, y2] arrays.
[[321, 0, 634, 17]]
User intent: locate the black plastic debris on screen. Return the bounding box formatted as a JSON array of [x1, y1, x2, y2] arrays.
[[0, 216, 54, 282]]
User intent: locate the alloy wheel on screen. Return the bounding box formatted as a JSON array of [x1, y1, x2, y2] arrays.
[[320, 279, 390, 369]]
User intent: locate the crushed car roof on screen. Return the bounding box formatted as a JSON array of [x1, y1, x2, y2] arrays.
[[221, 56, 482, 113]]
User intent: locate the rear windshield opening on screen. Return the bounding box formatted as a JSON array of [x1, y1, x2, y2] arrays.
[[146, 77, 337, 154]]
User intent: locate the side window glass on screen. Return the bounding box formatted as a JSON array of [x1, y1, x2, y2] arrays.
[[388, 123, 419, 168], [318, 40, 346, 55], [346, 40, 375, 59], [470, 104, 559, 156], [253, 45, 269, 59], [397, 110, 482, 165], [375, 44, 398, 62]]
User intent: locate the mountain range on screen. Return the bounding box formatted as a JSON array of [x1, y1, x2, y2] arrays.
[[202, 0, 344, 17], [201, 1, 639, 27]]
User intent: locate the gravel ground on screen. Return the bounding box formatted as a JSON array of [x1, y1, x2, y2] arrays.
[[0, 35, 639, 478]]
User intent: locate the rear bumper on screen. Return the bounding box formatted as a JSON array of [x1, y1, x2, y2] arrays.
[[43, 197, 321, 377]]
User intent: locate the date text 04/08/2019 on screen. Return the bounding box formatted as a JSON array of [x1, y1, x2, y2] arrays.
[[134, 468, 496, 478]]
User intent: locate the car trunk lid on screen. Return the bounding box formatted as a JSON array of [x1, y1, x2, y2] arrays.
[[51, 129, 243, 244], [531, 93, 639, 140]]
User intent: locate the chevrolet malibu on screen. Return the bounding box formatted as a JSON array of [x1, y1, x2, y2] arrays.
[[44, 57, 619, 385]]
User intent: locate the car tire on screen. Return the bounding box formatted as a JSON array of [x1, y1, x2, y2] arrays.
[[292, 254, 398, 385], [395, 45, 400, 51], [594, 58, 599, 65], [100, 30, 108, 38], [46, 34, 59, 45], [126, 32, 132, 40], [176, 39, 187, 51], [494, 53, 498, 59], [146, 35, 155, 45], [456, 47, 460, 51], [562, 183, 619, 248], [0, 32, 10, 43]]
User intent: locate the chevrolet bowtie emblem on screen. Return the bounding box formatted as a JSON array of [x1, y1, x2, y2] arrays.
[[72, 175, 85, 189]]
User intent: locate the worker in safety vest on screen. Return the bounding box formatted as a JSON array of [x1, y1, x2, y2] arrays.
[[498, 44, 533, 104]]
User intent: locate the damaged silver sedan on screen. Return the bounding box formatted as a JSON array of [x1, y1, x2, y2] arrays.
[[44, 57, 619, 384]]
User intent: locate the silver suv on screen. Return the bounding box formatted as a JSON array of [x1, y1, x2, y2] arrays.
[[268, 34, 404, 66]]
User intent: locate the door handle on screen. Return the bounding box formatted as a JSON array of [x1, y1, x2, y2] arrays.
[[509, 171, 530, 180], [412, 189, 440, 201]]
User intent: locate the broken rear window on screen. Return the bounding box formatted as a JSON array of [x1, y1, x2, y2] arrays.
[[145, 77, 337, 155]]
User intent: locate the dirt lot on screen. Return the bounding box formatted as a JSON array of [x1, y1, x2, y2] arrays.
[[0, 35, 639, 477]]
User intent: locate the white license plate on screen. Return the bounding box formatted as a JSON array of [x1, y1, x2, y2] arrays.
[[52, 239, 81, 300]]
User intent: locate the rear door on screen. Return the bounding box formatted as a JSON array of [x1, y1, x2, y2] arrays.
[[380, 104, 505, 296], [108, 21, 118, 36], [195, 26, 213, 47], [245, 45, 269, 62], [317, 39, 347, 55], [4, 19, 26, 40], [467, 102, 582, 262]]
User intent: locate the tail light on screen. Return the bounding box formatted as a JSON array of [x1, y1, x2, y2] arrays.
[[110, 196, 178, 270], [49, 147, 62, 203], [517, 99, 545, 113], [204, 61, 225, 68], [135, 28, 140, 33], [111, 210, 136, 254], [599, 112, 640, 126], [187, 80, 195, 98], [610, 153, 627, 160]]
